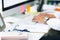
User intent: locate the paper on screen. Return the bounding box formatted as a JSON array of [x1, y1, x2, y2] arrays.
[[26, 5, 31, 13], [20, 5, 25, 13]]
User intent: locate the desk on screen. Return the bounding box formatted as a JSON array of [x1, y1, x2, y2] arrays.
[[3, 14, 51, 40], [2, 4, 60, 40]]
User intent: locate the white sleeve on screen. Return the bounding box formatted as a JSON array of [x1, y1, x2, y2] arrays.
[[47, 18, 60, 31]]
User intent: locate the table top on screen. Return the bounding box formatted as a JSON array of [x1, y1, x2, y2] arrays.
[[4, 15, 51, 33]]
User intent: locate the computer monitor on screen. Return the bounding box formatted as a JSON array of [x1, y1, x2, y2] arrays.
[[2, 0, 34, 11]]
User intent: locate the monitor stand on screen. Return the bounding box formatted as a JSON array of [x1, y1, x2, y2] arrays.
[[0, 13, 6, 32]]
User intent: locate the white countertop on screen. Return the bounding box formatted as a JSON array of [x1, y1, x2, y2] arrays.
[[2, 4, 60, 40], [1, 14, 51, 40], [0, 32, 28, 36], [4, 15, 50, 33]]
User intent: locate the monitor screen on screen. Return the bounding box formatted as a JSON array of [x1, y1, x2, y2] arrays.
[[4, 0, 28, 8], [2, 0, 34, 11]]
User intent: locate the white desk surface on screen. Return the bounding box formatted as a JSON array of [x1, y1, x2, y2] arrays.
[[1, 4, 60, 40], [0, 32, 28, 36], [1, 14, 50, 40], [3, 4, 60, 40], [4, 14, 51, 33]]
